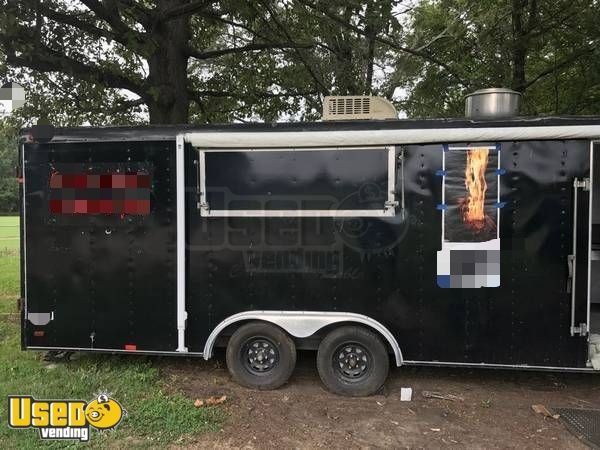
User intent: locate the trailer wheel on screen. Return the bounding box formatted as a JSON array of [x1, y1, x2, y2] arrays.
[[317, 325, 389, 397], [226, 322, 296, 390]]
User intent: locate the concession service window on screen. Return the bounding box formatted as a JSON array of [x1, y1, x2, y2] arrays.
[[197, 147, 398, 218]]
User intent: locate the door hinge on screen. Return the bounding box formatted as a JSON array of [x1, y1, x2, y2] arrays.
[[570, 323, 588, 336], [574, 177, 590, 191]]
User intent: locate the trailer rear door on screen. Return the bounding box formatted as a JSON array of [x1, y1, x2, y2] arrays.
[[21, 139, 178, 352]]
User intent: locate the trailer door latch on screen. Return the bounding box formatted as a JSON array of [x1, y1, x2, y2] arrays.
[[570, 323, 588, 336], [567, 254, 574, 277], [566, 254, 574, 293]]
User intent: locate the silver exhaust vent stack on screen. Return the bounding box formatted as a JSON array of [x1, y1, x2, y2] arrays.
[[465, 88, 521, 120]]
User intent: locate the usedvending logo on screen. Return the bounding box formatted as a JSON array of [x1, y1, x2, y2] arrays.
[[8, 393, 125, 442]]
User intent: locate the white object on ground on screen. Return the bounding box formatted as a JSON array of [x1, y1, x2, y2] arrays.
[[400, 387, 413, 402]]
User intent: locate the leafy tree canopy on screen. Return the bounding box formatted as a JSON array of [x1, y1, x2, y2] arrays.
[[390, 0, 600, 117], [0, 0, 419, 125], [0, 0, 598, 125]]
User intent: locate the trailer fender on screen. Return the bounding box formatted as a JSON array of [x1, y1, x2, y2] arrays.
[[203, 311, 403, 366]]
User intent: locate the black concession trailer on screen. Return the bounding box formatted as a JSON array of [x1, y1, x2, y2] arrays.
[[19, 115, 600, 396]]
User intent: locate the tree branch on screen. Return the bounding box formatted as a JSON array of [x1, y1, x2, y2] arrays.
[[257, 0, 330, 95], [80, 0, 127, 33], [38, 7, 121, 45], [414, 25, 452, 52], [519, 47, 597, 91], [188, 41, 313, 60], [297, 0, 468, 87], [44, 3, 148, 56], [195, 9, 278, 44], [109, 96, 146, 113], [0, 32, 145, 95], [81, 0, 147, 40], [194, 4, 330, 94], [44, 74, 146, 115], [188, 89, 318, 104], [115, 0, 152, 24], [160, 1, 213, 22]]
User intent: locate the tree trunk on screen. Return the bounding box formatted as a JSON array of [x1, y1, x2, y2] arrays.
[[511, 0, 527, 92], [511, 0, 538, 92], [364, 2, 378, 95], [146, 0, 191, 124], [330, 5, 360, 95]]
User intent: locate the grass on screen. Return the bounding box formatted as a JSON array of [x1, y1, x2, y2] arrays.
[[0, 216, 19, 309], [0, 216, 19, 253], [0, 216, 224, 448]]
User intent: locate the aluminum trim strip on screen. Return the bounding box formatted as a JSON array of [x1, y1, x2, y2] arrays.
[[403, 360, 597, 372], [175, 134, 187, 352], [572, 177, 580, 336], [21, 143, 27, 321], [198, 149, 206, 214], [447, 146, 497, 150], [497, 144, 501, 239], [27, 346, 204, 356], [441, 146, 445, 245], [387, 146, 396, 208], [203, 209, 395, 218], [198, 146, 397, 218], [588, 141, 597, 342], [196, 145, 398, 152]]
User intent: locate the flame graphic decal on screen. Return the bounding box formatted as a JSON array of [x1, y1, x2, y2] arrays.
[[461, 147, 489, 231]]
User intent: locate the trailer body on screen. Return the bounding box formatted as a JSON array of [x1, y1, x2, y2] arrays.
[[20, 117, 600, 372]]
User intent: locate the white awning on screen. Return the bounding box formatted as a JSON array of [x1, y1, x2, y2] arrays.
[[183, 125, 600, 148]]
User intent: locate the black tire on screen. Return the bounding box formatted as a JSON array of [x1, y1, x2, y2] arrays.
[[317, 326, 389, 397], [226, 322, 296, 390]]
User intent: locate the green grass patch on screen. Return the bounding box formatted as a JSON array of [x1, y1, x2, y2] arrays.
[[0, 254, 19, 304], [0, 215, 18, 310], [0, 215, 19, 254], [0, 216, 19, 227], [0, 217, 224, 447], [0, 330, 224, 448]]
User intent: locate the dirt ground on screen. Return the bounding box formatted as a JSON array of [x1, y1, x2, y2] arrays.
[[163, 351, 600, 449]]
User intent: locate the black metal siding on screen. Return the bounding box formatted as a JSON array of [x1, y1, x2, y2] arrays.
[[22, 141, 177, 351], [21, 135, 592, 369], [185, 140, 589, 367]]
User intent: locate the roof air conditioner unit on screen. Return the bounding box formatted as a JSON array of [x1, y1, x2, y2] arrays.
[[322, 95, 397, 121]]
